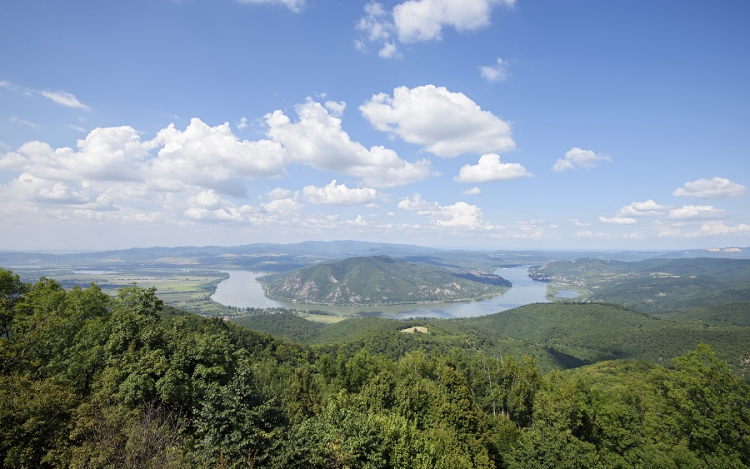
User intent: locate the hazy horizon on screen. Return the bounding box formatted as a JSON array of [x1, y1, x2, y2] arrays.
[[2, 0, 748, 252], [1, 239, 748, 257]]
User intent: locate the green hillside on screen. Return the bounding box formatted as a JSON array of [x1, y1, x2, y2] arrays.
[[233, 303, 750, 377], [530, 257, 750, 312], [655, 301, 750, 326], [461, 303, 749, 369], [258, 255, 510, 305]]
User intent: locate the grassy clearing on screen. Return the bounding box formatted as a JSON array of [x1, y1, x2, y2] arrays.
[[545, 283, 591, 301], [301, 313, 349, 324]]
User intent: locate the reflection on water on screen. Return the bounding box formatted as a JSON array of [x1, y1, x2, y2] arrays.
[[211, 265, 550, 319]]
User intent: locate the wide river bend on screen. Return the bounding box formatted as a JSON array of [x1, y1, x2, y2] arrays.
[[211, 265, 574, 319]]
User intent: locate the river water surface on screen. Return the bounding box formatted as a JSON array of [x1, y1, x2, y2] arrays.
[[211, 265, 576, 319]]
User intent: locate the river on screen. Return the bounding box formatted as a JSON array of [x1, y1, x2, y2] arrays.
[[211, 265, 578, 319]]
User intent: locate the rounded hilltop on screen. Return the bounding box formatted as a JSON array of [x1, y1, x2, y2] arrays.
[[258, 255, 510, 306]]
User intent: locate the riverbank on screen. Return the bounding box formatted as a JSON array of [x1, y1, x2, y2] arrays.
[[211, 266, 555, 319], [256, 277, 510, 307]]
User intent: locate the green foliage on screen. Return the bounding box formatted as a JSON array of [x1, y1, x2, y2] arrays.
[[233, 312, 326, 343], [0, 375, 76, 468], [1, 267, 749, 468], [656, 301, 750, 326], [194, 358, 287, 468], [234, 303, 750, 377], [0, 268, 29, 340], [508, 354, 749, 468], [659, 344, 750, 466]]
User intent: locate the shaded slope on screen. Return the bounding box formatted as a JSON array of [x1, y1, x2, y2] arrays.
[[233, 303, 750, 375]]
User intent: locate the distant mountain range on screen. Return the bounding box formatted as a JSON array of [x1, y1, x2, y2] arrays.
[[1, 241, 748, 273], [258, 255, 511, 305]]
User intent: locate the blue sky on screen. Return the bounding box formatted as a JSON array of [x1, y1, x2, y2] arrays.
[[1, 0, 749, 251]]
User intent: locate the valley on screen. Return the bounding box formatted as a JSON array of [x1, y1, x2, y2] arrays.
[[2, 241, 749, 467]]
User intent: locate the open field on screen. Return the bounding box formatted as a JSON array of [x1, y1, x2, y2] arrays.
[[9, 267, 242, 315], [299, 313, 350, 324]]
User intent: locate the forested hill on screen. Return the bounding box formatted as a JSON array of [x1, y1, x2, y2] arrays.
[[259, 255, 510, 305], [530, 257, 750, 312], [233, 303, 750, 375], [2, 267, 749, 468]]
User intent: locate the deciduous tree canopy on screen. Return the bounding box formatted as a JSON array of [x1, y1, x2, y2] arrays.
[[1, 267, 748, 468]]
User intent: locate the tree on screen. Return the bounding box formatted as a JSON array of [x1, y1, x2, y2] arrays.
[[194, 358, 286, 468], [0, 375, 76, 468], [0, 268, 29, 340], [662, 344, 750, 466], [1, 277, 67, 375]]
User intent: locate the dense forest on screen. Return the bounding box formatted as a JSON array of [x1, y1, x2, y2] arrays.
[[233, 303, 750, 375], [1, 267, 749, 468]]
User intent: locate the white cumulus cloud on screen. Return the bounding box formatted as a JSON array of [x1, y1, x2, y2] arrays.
[[553, 147, 611, 172], [356, 0, 513, 58], [455, 153, 531, 183], [393, 0, 514, 43], [360, 85, 514, 157], [673, 177, 746, 199], [3, 126, 150, 182], [266, 98, 434, 187], [261, 197, 302, 215], [668, 205, 727, 220], [151, 118, 287, 196], [397, 193, 491, 229], [0, 118, 289, 222], [302, 180, 377, 205], [616, 199, 666, 217]]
